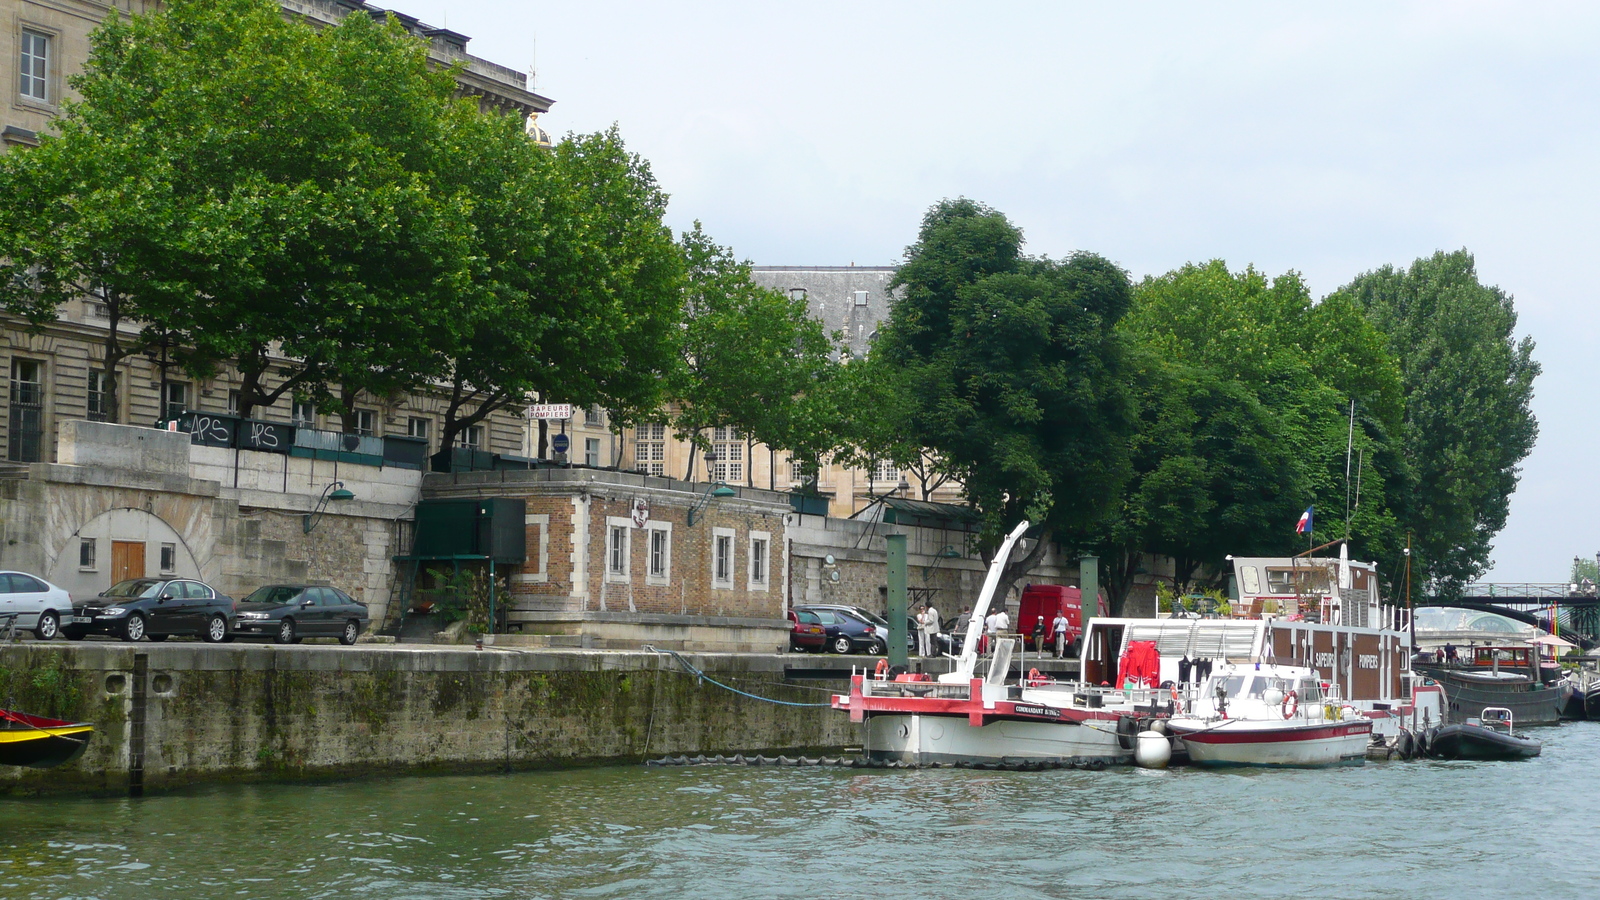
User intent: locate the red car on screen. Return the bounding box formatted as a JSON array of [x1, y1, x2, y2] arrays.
[[788, 608, 827, 653]]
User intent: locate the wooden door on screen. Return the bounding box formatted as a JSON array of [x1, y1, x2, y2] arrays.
[[111, 541, 145, 584]]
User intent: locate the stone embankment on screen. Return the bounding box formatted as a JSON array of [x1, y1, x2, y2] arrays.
[[0, 643, 856, 796]]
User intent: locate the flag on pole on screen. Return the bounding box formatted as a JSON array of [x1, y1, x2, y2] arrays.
[[1296, 506, 1314, 534]]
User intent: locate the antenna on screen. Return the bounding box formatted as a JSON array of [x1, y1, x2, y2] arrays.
[[528, 36, 537, 90], [1343, 399, 1355, 538]]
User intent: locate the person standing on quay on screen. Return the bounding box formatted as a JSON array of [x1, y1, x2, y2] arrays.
[[923, 603, 942, 657], [1052, 610, 1070, 658], [982, 609, 998, 655], [1031, 615, 1047, 654], [914, 606, 930, 658], [993, 606, 1011, 652]]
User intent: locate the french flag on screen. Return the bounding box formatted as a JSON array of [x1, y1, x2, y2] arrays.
[[1295, 506, 1314, 534]]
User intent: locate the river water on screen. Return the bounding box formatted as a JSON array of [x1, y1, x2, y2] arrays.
[[4, 723, 1592, 900]]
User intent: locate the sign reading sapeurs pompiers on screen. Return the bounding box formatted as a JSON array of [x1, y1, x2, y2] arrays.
[[526, 404, 573, 420]]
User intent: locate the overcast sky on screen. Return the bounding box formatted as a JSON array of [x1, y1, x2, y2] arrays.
[[405, 1, 1598, 582]]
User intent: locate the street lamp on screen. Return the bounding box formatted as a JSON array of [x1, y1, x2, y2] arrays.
[[687, 482, 737, 526], [303, 481, 355, 533]]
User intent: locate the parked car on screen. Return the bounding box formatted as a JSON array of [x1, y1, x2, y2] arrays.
[[796, 605, 897, 655], [231, 584, 369, 645], [0, 571, 73, 641], [66, 578, 234, 643], [789, 608, 827, 653]]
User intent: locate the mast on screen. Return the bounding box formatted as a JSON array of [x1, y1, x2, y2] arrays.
[[939, 520, 1030, 685]]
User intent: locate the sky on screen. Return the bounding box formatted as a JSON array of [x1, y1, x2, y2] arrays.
[[403, 1, 1599, 583]]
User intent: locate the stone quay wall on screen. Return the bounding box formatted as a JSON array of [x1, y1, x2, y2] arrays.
[[0, 643, 856, 796]]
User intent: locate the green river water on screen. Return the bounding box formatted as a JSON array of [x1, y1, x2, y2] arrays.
[[3, 723, 1592, 900]]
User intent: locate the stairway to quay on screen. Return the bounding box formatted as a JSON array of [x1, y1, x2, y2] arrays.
[[0, 642, 858, 796]]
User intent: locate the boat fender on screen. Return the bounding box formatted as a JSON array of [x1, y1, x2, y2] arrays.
[[874, 659, 890, 680], [1325, 703, 1341, 722], [1396, 730, 1414, 760], [1116, 715, 1139, 751], [1281, 690, 1298, 720]]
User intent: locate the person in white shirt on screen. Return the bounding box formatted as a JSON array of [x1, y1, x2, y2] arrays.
[[1052, 611, 1071, 658], [992, 608, 1010, 654], [922, 604, 942, 657], [982, 611, 999, 654], [915, 606, 931, 657]]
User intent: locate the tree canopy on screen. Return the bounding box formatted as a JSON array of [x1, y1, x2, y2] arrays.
[[874, 198, 1137, 594], [1334, 250, 1540, 596]]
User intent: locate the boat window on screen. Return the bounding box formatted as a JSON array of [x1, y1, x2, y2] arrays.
[[1265, 568, 1330, 594], [1298, 679, 1323, 703], [1240, 566, 1261, 595], [1213, 675, 1248, 699]]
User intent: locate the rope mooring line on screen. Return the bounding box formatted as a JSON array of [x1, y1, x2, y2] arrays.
[[643, 645, 834, 708]]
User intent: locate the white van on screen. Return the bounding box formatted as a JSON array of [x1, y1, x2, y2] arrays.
[[0, 571, 73, 640]]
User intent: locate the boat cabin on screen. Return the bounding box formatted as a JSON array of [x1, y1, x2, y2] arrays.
[[1079, 553, 1415, 709]]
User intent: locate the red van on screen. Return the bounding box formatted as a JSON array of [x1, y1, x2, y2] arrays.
[[1017, 584, 1104, 654]]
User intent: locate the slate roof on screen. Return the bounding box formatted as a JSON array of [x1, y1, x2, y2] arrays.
[[750, 266, 900, 360]]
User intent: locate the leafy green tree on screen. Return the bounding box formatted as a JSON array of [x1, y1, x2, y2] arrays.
[[1335, 250, 1540, 596], [875, 198, 1137, 596], [0, 0, 474, 425], [668, 225, 838, 478], [1102, 261, 1407, 612]]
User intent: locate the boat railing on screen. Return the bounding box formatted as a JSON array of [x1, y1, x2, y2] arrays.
[[0, 612, 18, 643]]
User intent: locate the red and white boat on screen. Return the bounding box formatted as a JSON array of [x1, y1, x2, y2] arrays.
[[830, 529, 1445, 767], [1167, 662, 1373, 767]]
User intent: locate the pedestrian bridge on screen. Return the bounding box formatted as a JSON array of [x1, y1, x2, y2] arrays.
[[1416, 583, 1600, 649]]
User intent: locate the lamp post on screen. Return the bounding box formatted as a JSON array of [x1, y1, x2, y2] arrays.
[[303, 481, 355, 533]]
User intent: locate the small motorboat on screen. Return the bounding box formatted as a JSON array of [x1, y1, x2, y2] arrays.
[[0, 708, 94, 769], [1425, 707, 1541, 761], [1168, 662, 1372, 767]]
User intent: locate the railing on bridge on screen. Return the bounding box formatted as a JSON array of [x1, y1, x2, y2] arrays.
[[1417, 583, 1600, 649], [1457, 583, 1598, 600]]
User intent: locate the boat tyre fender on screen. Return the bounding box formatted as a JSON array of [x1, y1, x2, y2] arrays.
[[1281, 690, 1298, 720], [1116, 715, 1139, 751], [1396, 730, 1414, 760], [874, 658, 890, 680]]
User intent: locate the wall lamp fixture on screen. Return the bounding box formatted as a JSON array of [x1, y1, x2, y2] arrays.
[[687, 482, 737, 526], [303, 481, 355, 533]]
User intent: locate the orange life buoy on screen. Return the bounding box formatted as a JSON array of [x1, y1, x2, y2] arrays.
[[1281, 689, 1299, 720], [874, 658, 890, 680], [1170, 684, 1182, 712]]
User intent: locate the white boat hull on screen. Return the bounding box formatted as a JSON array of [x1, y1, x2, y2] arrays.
[[865, 713, 1131, 767], [1173, 719, 1372, 767]]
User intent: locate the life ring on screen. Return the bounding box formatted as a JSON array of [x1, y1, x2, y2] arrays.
[[1281, 690, 1298, 720], [874, 659, 890, 680], [1026, 667, 1052, 687], [1170, 685, 1182, 713]]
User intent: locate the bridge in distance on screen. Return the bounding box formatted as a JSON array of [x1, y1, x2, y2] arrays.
[[1414, 583, 1600, 649]]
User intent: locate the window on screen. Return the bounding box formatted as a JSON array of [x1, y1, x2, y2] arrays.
[[853, 290, 869, 307], [712, 528, 734, 588], [585, 437, 601, 467], [711, 426, 743, 483], [749, 533, 769, 590], [160, 543, 176, 573], [586, 406, 604, 426], [7, 358, 44, 462], [87, 370, 109, 422], [160, 382, 188, 421], [790, 456, 807, 485], [789, 288, 807, 302], [86, 301, 110, 320], [350, 408, 376, 436], [227, 390, 240, 416], [635, 422, 665, 476], [292, 399, 315, 428], [872, 459, 898, 484], [79, 538, 96, 570], [648, 526, 670, 581], [407, 416, 430, 441], [608, 525, 628, 576], [19, 30, 48, 103], [457, 425, 484, 450]]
